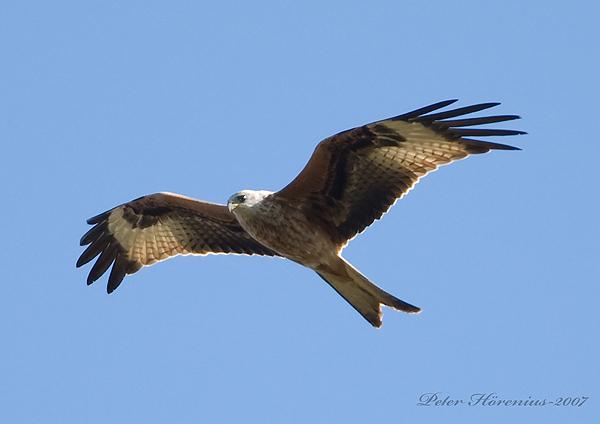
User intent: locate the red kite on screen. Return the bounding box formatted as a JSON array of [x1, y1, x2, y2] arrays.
[[77, 100, 524, 327]]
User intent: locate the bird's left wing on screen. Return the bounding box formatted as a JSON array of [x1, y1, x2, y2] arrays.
[[77, 192, 278, 293], [275, 100, 525, 246]]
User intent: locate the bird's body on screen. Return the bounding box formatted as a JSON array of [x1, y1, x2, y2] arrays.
[[77, 100, 525, 327], [230, 191, 336, 267]]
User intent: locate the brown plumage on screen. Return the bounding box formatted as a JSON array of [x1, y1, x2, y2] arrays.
[[277, 100, 522, 245], [77, 100, 525, 327], [77, 193, 278, 293]]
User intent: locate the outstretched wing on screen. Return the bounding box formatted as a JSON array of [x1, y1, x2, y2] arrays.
[[77, 192, 278, 293], [275, 100, 525, 246]]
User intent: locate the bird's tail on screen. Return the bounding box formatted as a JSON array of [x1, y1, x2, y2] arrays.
[[316, 258, 420, 328]]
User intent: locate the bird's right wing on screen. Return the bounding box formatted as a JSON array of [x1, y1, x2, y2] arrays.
[[275, 100, 525, 246], [76, 192, 278, 293]]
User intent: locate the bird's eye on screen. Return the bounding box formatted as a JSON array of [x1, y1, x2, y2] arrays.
[[238, 194, 246, 203]]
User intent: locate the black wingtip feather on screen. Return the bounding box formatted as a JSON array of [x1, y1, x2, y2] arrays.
[[76, 235, 110, 268], [87, 210, 111, 224], [107, 257, 128, 294], [87, 243, 118, 285], [391, 99, 459, 120], [449, 128, 527, 137], [461, 138, 522, 152], [436, 114, 521, 128], [419, 102, 501, 121], [79, 222, 106, 246]]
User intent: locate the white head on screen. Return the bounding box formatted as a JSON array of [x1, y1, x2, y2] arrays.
[[227, 190, 273, 212]]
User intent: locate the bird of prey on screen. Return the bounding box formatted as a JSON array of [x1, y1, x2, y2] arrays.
[[77, 100, 524, 327]]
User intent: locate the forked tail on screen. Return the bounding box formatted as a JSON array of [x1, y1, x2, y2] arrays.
[[316, 258, 420, 327]]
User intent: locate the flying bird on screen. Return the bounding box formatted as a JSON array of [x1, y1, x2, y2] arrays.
[[77, 100, 525, 327]]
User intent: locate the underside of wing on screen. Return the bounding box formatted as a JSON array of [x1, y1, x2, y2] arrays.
[[276, 100, 525, 246], [76, 192, 278, 293]]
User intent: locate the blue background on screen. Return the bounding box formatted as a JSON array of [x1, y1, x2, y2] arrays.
[[1, 1, 598, 422]]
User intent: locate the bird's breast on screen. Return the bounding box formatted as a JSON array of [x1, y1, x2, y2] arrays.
[[234, 198, 334, 265]]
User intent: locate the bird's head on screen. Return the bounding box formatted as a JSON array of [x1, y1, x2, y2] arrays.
[[227, 190, 273, 212]]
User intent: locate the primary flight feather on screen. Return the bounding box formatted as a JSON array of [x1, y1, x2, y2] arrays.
[[77, 100, 525, 327]]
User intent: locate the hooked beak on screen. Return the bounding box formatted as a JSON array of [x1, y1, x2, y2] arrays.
[[228, 201, 239, 213]]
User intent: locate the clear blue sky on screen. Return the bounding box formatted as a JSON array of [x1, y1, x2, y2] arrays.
[[1, 1, 598, 423]]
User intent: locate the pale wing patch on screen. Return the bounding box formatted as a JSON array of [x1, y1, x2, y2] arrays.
[[381, 121, 470, 158], [332, 124, 474, 243], [107, 208, 214, 271]]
